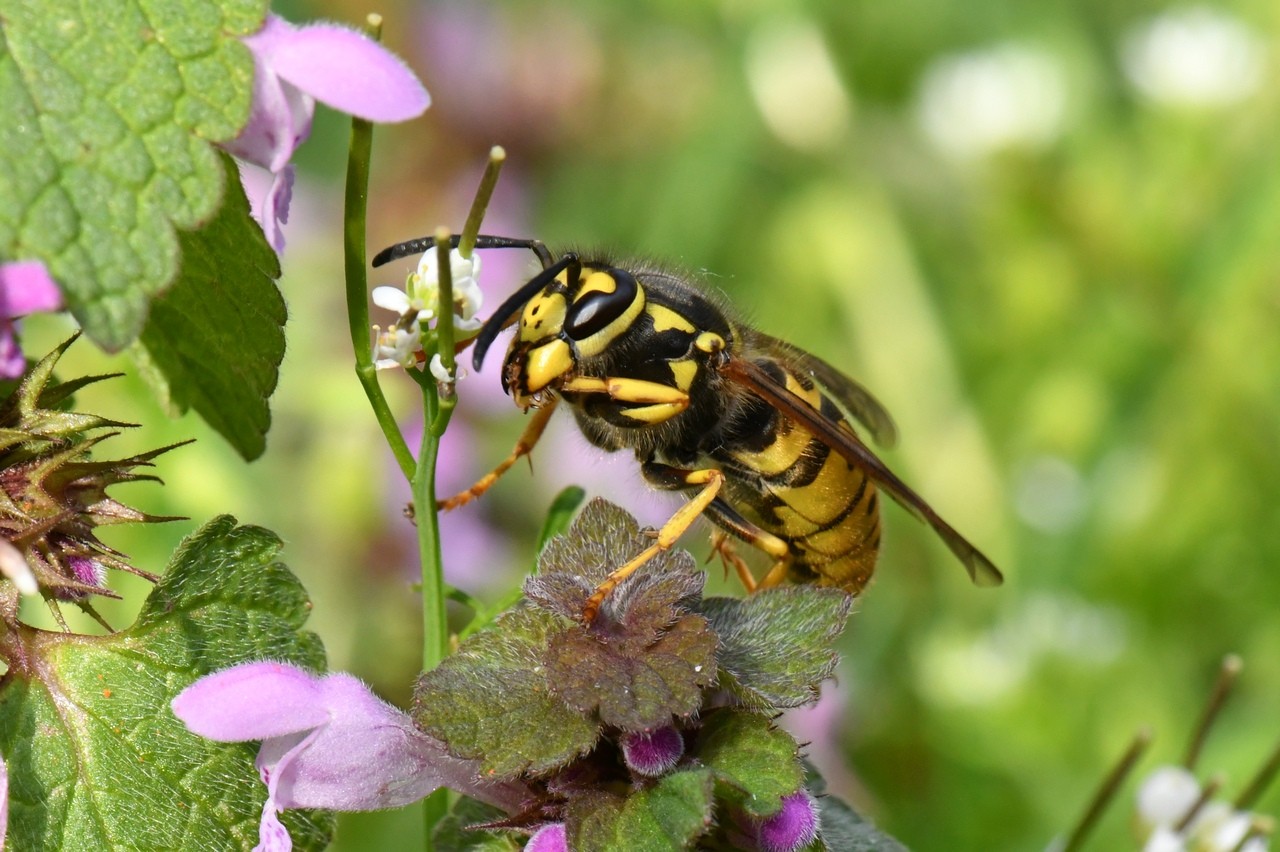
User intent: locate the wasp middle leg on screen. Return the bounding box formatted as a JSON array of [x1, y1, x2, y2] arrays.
[[581, 465, 725, 625]]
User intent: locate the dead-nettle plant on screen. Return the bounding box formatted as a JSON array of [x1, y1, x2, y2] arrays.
[[411, 498, 877, 851]]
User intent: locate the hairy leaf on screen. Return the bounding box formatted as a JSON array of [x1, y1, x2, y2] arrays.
[[692, 709, 804, 818], [413, 604, 599, 779], [698, 587, 851, 709], [525, 497, 704, 632], [568, 767, 714, 851], [0, 0, 263, 350], [136, 154, 285, 460], [0, 516, 330, 851], [545, 613, 716, 731]]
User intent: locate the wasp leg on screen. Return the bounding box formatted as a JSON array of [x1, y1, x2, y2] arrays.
[[560, 376, 690, 425], [440, 399, 559, 511], [698, 496, 793, 592], [582, 467, 725, 625], [707, 531, 756, 592]]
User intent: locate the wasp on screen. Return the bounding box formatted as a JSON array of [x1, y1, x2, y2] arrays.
[[374, 235, 1003, 622]]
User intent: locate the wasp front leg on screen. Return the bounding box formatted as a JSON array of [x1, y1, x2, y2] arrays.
[[560, 376, 690, 425], [440, 399, 559, 511], [581, 465, 724, 625]]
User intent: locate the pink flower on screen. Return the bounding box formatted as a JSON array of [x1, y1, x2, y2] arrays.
[[225, 15, 430, 253], [0, 260, 62, 379], [172, 661, 529, 851], [525, 822, 568, 851], [755, 790, 820, 852]]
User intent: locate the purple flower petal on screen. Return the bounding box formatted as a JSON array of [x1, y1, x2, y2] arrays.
[[237, 163, 296, 255], [620, 726, 684, 777], [267, 24, 430, 122], [525, 823, 568, 852], [265, 672, 468, 810], [172, 661, 329, 741], [256, 798, 293, 852], [0, 260, 63, 379], [0, 260, 62, 315], [756, 790, 820, 852], [224, 31, 314, 174]]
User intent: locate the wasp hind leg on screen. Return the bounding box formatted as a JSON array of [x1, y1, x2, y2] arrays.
[[581, 466, 726, 624], [700, 497, 793, 592], [440, 399, 559, 511]]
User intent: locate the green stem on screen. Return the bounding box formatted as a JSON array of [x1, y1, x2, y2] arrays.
[[414, 380, 449, 672], [458, 146, 506, 259], [1059, 728, 1151, 852], [433, 230, 457, 391], [343, 91, 414, 481]]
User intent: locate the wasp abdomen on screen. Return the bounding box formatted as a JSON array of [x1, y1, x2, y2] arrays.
[[713, 360, 881, 593]]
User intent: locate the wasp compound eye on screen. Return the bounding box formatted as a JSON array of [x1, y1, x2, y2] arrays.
[[564, 269, 639, 340]]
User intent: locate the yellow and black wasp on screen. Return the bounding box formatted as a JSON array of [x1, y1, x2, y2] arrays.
[[373, 235, 1003, 622]]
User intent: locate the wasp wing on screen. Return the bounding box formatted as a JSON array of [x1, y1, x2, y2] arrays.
[[747, 330, 898, 449], [723, 354, 1003, 587]]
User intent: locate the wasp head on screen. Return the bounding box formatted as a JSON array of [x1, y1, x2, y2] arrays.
[[478, 257, 647, 410]]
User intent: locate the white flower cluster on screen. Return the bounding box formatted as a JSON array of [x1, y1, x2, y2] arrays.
[[372, 248, 484, 372], [1138, 766, 1269, 852]]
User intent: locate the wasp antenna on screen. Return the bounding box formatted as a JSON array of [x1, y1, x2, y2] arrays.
[[472, 253, 576, 370], [372, 234, 554, 268]]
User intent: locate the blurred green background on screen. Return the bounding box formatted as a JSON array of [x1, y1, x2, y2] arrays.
[[23, 0, 1280, 848]]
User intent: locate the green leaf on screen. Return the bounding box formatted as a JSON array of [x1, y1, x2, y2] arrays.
[[0, 0, 264, 350], [0, 516, 332, 851], [136, 154, 285, 460], [698, 587, 851, 709], [524, 497, 704, 627], [692, 709, 804, 818], [524, 497, 717, 730], [568, 767, 714, 851], [412, 604, 600, 779], [545, 613, 716, 731], [534, 485, 587, 553], [433, 798, 521, 852]]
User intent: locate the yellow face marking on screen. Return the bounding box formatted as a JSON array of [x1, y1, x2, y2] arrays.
[[524, 339, 574, 392], [578, 271, 618, 297], [648, 304, 697, 334], [694, 332, 724, 353], [573, 277, 646, 359], [669, 359, 699, 393], [618, 400, 689, 425], [519, 292, 566, 343]]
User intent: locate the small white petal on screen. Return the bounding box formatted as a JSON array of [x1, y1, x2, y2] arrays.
[[372, 286, 412, 314], [1137, 766, 1202, 829], [372, 327, 421, 370], [1143, 826, 1187, 852], [429, 353, 453, 384], [0, 538, 38, 596]]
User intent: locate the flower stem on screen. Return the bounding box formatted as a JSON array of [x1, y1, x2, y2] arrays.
[[342, 20, 414, 482], [432, 229, 457, 408], [458, 146, 506, 259], [413, 383, 449, 672], [1184, 654, 1242, 770], [1057, 727, 1151, 852]]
